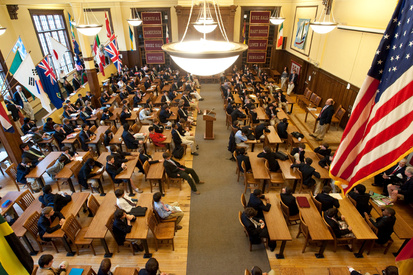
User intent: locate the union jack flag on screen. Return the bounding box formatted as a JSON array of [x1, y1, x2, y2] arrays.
[[37, 56, 57, 85], [36, 56, 63, 109], [105, 37, 122, 73]]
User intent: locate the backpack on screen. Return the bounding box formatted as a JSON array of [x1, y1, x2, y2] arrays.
[[172, 145, 185, 159], [291, 131, 304, 139], [275, 151, 288, 161]]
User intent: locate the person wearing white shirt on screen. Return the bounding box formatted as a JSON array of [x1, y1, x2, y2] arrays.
[[139, 105, 153, 124], [235, 129, 249, 148], [115, 189, 137, 214]]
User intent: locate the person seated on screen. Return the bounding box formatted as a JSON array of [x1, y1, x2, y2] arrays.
[[139, 258, 169, 275], [29, 127, 49, 144], [53, 124, 66, 149], [234, 128, 249, 149], [38, 254, 68, 275], [291, 157, 320, 188], [62, 118, 80, 134], [43, 117, 56, 133], [275, 89, 288, 113], [20, 143, 45, 166], [319, 152, 334, 170], [254, 122, 271, 140], [249, 106, 260, 124], [369, 207, 396, 245], [149, 126, 167, 148], [122, 123, 142, 150], [104, 129, 113, 149], [387, 167, 413, 204], [38, 207, 65, 241], [21, 117, 36, 135], [163, 152, 204, 195], [290, 143, 306, 163], [247, 189, 271, 219], [112, 209, 143, 252], [75, 93, 85, 107], [153, 192, 184, 230], [119, 106, 132, 125], [78, 158, 104, 192], [62, 105, 73, 119], [83, 91, 93, 103], [119, 88, 129, 101], [231, 106, 246, 123], [235, 147, 250, 173], [106, 155, 141, 193], [241, 207, 277, 251], [85, 100, 94, 115], [324, 207, 354, 238], [159, 104, 173, 125], [133, 90, 143, 107], [348, 184, 372, 215], [226, 98, 234, 115], [172, 123, 198, 156], [79, 106, 92, 125], [79, 123, 96, 151], [315, 185, 340, 212], [348, 265, 398, 275], [101, 108, 114, 121], [276, 118, 289, 139], [374, 159, 407, 195], [100, 91, 110, 106], [280, 186, 299, 216], [152, 118, 164, 134], [39, 185, 71, 212], [139, 105, 153, 124], [17, 157, 34, 186], [178, 104, 194, 124], [250, 266, 275, 275], [64, 99, 78, 113], [265, 103, 279, 126], [115, 189, 143, 215], [258, 146, 280, 172], [60, 146, 78, 165], [136, 148, 163, 173], [314, 143, 332, 158], [177, 118, 194, 138], [46, 155, 66, 180], [97, 259, 112, 275]]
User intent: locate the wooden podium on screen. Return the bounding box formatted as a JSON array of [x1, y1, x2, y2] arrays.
[[203, 110, 216, 140]]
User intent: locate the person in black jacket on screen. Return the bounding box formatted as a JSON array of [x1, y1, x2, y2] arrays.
[[241, 207, 276, 251], [103, 129, 114, 149], [236, 147, 251, 173], [280, 186, 299, 216], [324, 207, 354, 238], [20, 143, 45, 166], [276, 118, 288, 139], [112, 209, 140, 250], [319, 152, 334, 170], [53, 124, 66, 149], [314, 143, 332, 158], [62, 118, 80, 135], [120, 106, 132, 125], [133, 90, 143, 107], [38, 206, 65, 241], [79, 123, 96, 151], [39, 185, 71, 212], [106, 155, 133, 190], [63, 78, 74, 95], [21, 117, 36, 135], [247, 189, 271, 219], [43, 117, 56, 133], [78, 158, 103, 191], [136, 148, 162, 173], [230, 106, 246, 124], [159, 104, 173, 125], [257, 146, 280, 172], [310, 98, 335, 141], [348, 184, 372, 215], [16, 158, 33, 185], [291, 158, 320, 187], [374, 159, 407, 195], [315, 185, 339, 212], [290, 143, 306, 163], [152, 119, 164, 134], [5, 97, 23, 133], [122, 123, 141, 150], [369, 208, 396, 244], [72, 73, 81, 90], [388, 167, 413, 204], [163, 152, 203, 195]]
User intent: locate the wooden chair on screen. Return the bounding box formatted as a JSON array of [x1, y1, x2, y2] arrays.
[[153, 209, 177, 231], [90, 125, 97, 133], [226, 113, 232, 129], [312, 95, 322, 107], [280, 199, 300, 225], [70, 161, 85, 192], [364, 212, 393, 255], [147, 212, 175, 251], [131, 123, 141, 134], [264, 159, 284, 192], [244, 269, 252, 275], [309, 93, 318, 106], [61, 214, 96, 256], [5, 163, 33, 192], [295, 169, 312, 194], [322, 214, 355, 252], [87, 195, 100, 216], [165, 174, 183, 191], [233, 150, 243, 182], [242, 161, 262, 194], [238, 211, 267, 251], [287, 153, 295, 164], [348, 195, 357, 207], [31, 265, 39, 275], [143, 160, 160, 193], [311, 191, 323, 213], [330, 105, 346, 130], [241, 193, 247, 208], [105, 213, 135, 255], [15, 190, 35, 211], [106, 172, 127, 193], [23, 211, 59, 253], [286, 134, 294, 152], [296, 212, 318, 253]]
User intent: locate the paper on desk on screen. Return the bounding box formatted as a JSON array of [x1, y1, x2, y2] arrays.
[[75, 157, 83, 161], [308, 108, 317, 111], [329, 193, 343, 200], [133, 108, 139, 111]]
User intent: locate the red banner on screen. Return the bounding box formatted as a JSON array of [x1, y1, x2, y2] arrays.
[[247, 51, 266, 63], [144, 40, 163, 51], [249, 25, 269, 38], [250, 11, 271, 24], [248, 39, 268, 51], [142, 12, 162, 25], [146, 52, 165, 64], [143, 26, 163, 38]]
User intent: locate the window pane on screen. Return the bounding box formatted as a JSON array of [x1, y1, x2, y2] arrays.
[[39, 33, 49, 55], [40, 15, 49, 31], [47, 15, 56, 30], [33, 15, 42, 31], [52, 31, 59, 41], [54, 15, 62, 29], [58, 31, 66, 46]]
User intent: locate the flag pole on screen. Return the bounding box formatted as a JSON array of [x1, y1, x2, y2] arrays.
[[3, 36, 22, 64], [0, 50, 32, 93]]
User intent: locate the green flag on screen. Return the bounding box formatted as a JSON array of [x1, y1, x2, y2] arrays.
[[9, 51, 22, 75], [96, 34, 100, 46]]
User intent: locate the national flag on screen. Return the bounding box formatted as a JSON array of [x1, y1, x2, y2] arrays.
[[0, 215, 34, 274], [36, 56, 64, 109], [129, 26, 134, 50], [93, 35, 105, 76], [105, 37, 122, 73], [13, 53, 52, 112], [9, 51, 22, 75], [72, 38, 83, 71], [396, 238, 413, 274], [330, 0, 413, 194], [73, 38, 80, 55], [242, 20, 246, 44], [166, 24, 170, 44], [49, 36, 68, 70], [0, 102, 14, 133], [68, 12, 76, 39], [12, 37, 27, 59], [277, 22, 284, 48], [105, 12, 112, 38]]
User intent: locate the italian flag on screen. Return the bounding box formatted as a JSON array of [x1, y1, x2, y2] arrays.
[[93, 35, 106, 76], [277, 22, 284, 48]]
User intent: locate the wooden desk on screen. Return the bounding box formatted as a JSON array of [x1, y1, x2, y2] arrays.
[[288, 124, 308, 145], [270, 69, 281, 82], [233, 94, 243, 105], [263, 194, 292, 258], [256, 107, 269, 121], [265, 126, 282, 151], [126, 193, 153, 258], [110, 126, 124, 147], [67, 265, 95, 275], [84, 193, 116, 257], [277, 159, 300, 192], [103, 95, 118, 107], [284, 94, 295, 113], [338, 197, 377, 258], [305, 107, 322, 132], [26, 152, 61, 187], [0, 191, 21, 215], [294, 194, 334, 258], [55, 152, 87, 192], [87, 126, 110, 155], [62, 133, 80, 151], [306, 151, 330, 180], [43, 192, 89, 256], [276, 108, 289, 121], [114, 267, 139, 275], [280, 267, 305, 275], [249, 152, 269, 193], [146, 152, 165, 195], [0, 151, 9, 175]]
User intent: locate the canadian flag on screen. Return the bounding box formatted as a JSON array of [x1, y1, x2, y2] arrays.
[[49, 37, 68, 68]]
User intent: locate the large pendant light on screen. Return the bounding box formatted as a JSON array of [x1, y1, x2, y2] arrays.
[[270, 7, 285, 25], [192, 1, 217, 34], [310, 0, 337, 34], [162, 0, 248, 76], [75, 4, 102, 37], [0, 26, 6, 35], [127, 9, 142, 27]]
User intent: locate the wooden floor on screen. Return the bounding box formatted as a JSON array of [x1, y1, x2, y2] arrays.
[[0, 92, 411, 275]]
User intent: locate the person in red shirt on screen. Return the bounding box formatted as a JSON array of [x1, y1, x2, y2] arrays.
[[149, 126, 166, 147]]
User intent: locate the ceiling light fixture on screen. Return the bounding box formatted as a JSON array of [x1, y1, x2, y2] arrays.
[[310, 0, 337, 34], [75, 4, 102, 37], [127, 9, 142, 27], [192, 1, 217, 34], [162, 0, 248, 76], [269, 7, 285, 25], [0, 26, 6, 36]]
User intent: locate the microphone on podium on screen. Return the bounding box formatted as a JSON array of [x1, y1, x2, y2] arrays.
[[206, 108, 215, 116]]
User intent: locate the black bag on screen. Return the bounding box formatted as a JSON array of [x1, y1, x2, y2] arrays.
[[291, 131, 304, 139], [129, 206, 147, 217], [275, 151, 288, 161], [172, 146, 185, 159]]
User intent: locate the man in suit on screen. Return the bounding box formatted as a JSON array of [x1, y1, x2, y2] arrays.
[[373, 159, 407, 195], [348, 184, 372, 215], [254, 122, 271, 140], [310, 98, 335, 141], [16, 158, 33, 186], [231, 106, 246, 123], [290, 143, 306, 163], [387, 167, 413, 204], [265, 103, 279, 126], [4, 95, 24, 135], [163, 152, 204, 195], [280, 186, 299, 216], [79, 123, 96, 151], [275, 89, 289, 113], [276, 118, 288, 140], [122, 123, 141, 150], [291, 158, 321, 188], [178, 104, 194, 123], [369, 208, 396, 244], [172, 123, 198, 156], [112, 209, 142, 251], [159, 104, 173, 125], [13, 85, 35, 120], [315, 185, 340, 212], [78, 158, 103, 192], [72, 74, 81, 90], [53, 124, 66, 149], [38, 207, 65, 241], [106, 155, 127, 184], [324, 208, 354, 238], [60, 146, 78, 165], [241, 207, 276, 251], [314, 143, 332, 158], [62, 118, 80, 135], [20, 143, 45, 166], [287, 69, 298, 95], [247, 189, 271, 219], [258, 146, 280, 172], [236, 147, 251, 173]]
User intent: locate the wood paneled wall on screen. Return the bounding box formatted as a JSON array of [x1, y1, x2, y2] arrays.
[[273, 50, 359, 128]]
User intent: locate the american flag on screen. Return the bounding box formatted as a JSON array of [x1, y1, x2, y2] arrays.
[[105, 37, 122, 73], [330, 0, 413, 194]]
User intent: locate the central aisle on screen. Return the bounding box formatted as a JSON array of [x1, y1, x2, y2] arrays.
[[186, 84, 271, 274]]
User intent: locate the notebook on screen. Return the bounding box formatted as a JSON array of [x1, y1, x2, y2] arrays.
[[68, 268, 84, 275], [296, 196, 310, 208]]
